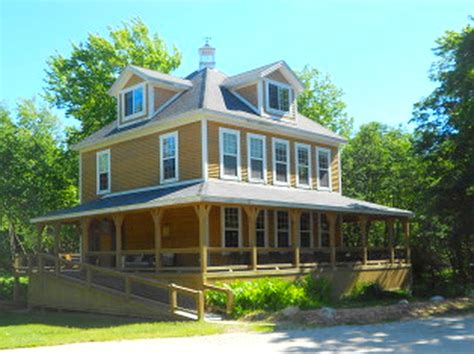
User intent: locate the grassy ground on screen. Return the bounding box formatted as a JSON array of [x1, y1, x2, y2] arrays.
[[0, 310, 271, 350]]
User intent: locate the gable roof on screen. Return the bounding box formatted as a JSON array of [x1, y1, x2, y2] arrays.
[[74, 65, 346, 151]]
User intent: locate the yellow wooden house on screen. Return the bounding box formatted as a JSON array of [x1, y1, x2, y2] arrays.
[[27, 42, 412, 320]]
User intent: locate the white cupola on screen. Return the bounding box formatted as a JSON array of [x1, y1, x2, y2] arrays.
[[198, 38, 216, 70]]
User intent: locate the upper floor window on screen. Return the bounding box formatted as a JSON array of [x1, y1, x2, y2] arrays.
[[96, 149, 111, 194], [219, 128, 241, 180], [247, 133, 266, 183], [160, 131, 179, 183], [296, 143, 311, 188], [256, 210, 267, 247], [275, 210, 290, 247], [300, 212, 312, 248], [266, 80, 291, 114], [222, 207, 241, 248], [122, 84, 145, 121], [272, 138, 290, 185], [317, 147, 332, 190]]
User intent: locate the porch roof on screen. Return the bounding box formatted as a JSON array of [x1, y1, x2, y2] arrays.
[[31, 179, 413, 223]]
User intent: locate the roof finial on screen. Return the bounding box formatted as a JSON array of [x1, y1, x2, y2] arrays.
[[198, 38, 216, 70]]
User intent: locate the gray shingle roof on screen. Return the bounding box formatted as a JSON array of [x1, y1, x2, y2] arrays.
[[75, 66, 345, 149], [31, 180, 412, 223]]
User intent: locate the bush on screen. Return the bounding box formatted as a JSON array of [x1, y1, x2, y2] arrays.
[[344, 282, 410, 302], [0, 275, 28, 301], [206, 276, 331, 317]]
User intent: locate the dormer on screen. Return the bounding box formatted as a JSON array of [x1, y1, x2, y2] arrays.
[[108, 65, 193, 128], [223, 61, 304, 122]]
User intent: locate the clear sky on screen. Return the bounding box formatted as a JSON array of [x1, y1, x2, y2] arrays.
[[1, 0, 472, 131]]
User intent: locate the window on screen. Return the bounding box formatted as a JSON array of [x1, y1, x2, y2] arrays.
[[317, 147, 332, 190], [122, 84, 145, 120], [96, 150, 110, 194], [266, 80, 291, 114], [219, 128, 240, 180], [272, 139, 290, 185], [319, 213, 330, 247], [296, 143, 311, 187], [160, 131, 178, 183], [300, 212, 312, 248], [247, 134, 266, 183], [275, 211, 290, 247], [222, 207, 241, 248], [256, 210, 266, 247]]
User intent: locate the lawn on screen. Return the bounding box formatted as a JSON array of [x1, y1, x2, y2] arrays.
[[0, 310, 269, 350]]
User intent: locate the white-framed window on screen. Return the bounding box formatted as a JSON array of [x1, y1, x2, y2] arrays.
[[221, 207, 241, 248], [316, 147, 332, 190], [265, 79, 291, 115], [219, 128, 241, 180], [121, 83, 145, 121], [318, 213, 330, 248], [275, 210, 290, 247], [96, 149, 111, 194], [295, 143, 311, 188], [160, 131, 179, 183], [272, 138, 290, 185], [247, 133, 266, 183], [300, 212, 313, 248], [256, 210, 267, 247]]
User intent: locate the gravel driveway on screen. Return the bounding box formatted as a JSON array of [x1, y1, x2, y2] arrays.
[[3, 315, 473, 353]]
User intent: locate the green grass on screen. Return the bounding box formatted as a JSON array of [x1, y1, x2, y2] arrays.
[[0, 310, 262, 349]]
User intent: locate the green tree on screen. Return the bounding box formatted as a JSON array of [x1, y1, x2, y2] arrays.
[[411, 21, 474, 282], [0, 100, 77, 268], [297, 66, 354, 138], [44, 18, 181, 143]]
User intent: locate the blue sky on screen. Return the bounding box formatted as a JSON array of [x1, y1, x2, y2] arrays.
[[0, 0, 472, 131]]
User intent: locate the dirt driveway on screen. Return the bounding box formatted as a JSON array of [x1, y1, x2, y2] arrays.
[[3, 315, 473, 353]]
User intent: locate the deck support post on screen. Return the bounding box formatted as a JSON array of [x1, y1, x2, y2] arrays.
[[36, 223, 45, 273], [53, 222, 61, 274], [243, 206, 259, 271], [403, 219, 410, 264], [194, 204, 211, 276], [290, 209, 301, 269], [113, 214, 125, 269], [80, 218, 91, 266], [327, 212, 337, 269], [359, 215, 368, 265], [151, 209, 164, 273], [387, 218, 395, 264]]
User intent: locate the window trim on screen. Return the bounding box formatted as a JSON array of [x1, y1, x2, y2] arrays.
[[316, 147, 332, 191], [247, 133, 267, 184], [272, 138, 291, 186], [96, 149, 111, 195], [220, 206, 242, 248], [219, 127, 241, 181], [160, 131, 179, 184], [299, 211, 314, 248], [255, 209, 268, 248], [265, 79, 292, 116], [274, 210, 291, 247], [121, 82, 146, 122], [295, 143, 312, 188]]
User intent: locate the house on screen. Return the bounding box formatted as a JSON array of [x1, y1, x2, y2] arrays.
[[26, 42, 412, 319]]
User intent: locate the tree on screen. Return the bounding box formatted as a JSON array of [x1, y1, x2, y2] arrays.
[[0, 100, 77, 268], [44, 18, 182, 143], [297, 66, 354, 138], [411, 21, 474, 282]]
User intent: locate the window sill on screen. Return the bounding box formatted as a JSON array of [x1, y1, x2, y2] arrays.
[[161, 178, 179, 184], [221, 175, 241, 181], [97, 189, 111, 196], [122, 109, 146, 122]]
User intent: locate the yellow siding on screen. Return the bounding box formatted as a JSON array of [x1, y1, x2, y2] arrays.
[[235, 84, 258, 108], [154, 86, 178, 112]]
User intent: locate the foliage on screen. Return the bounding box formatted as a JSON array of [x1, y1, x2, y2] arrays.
[[412, 268, 473, 298], [297, 65, 354, 138], [44, 18, 181, 144], [344, 282, 410, 302], [0, 275, 28, 301], [207, 276, 332, 317]]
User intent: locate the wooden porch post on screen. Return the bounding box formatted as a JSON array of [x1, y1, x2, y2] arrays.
[[403, 218, 410, 264], [151, 209, 164, 273], [80, 218, 91, 264], [113, 214, 125, 269], [327, 212, 337, 269], [36, 223, 45, 273], [359, 215, 368, 265], [194, 204, 211, 275], [387, 218, 395, 264], [243, 206, 259, 271], [53, 222, 61, 274], [290, 209, 301, 269]]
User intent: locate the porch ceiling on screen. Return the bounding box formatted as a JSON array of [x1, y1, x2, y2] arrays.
[[31, 179, 413, 223]]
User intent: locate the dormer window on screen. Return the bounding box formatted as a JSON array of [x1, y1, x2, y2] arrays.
[[122, 83, 145, 121], [266, 80, 291, 115]]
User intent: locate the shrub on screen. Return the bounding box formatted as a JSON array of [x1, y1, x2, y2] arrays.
[[345, 281, 410, 302], [0, 275, 28, 301]]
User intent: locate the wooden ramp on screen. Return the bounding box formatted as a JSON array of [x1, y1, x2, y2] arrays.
[[27, 254, 204, 321]]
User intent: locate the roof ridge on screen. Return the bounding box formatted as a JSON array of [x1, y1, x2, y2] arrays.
[[198, 67, 209, 109], [224, 60, 283, 81]]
